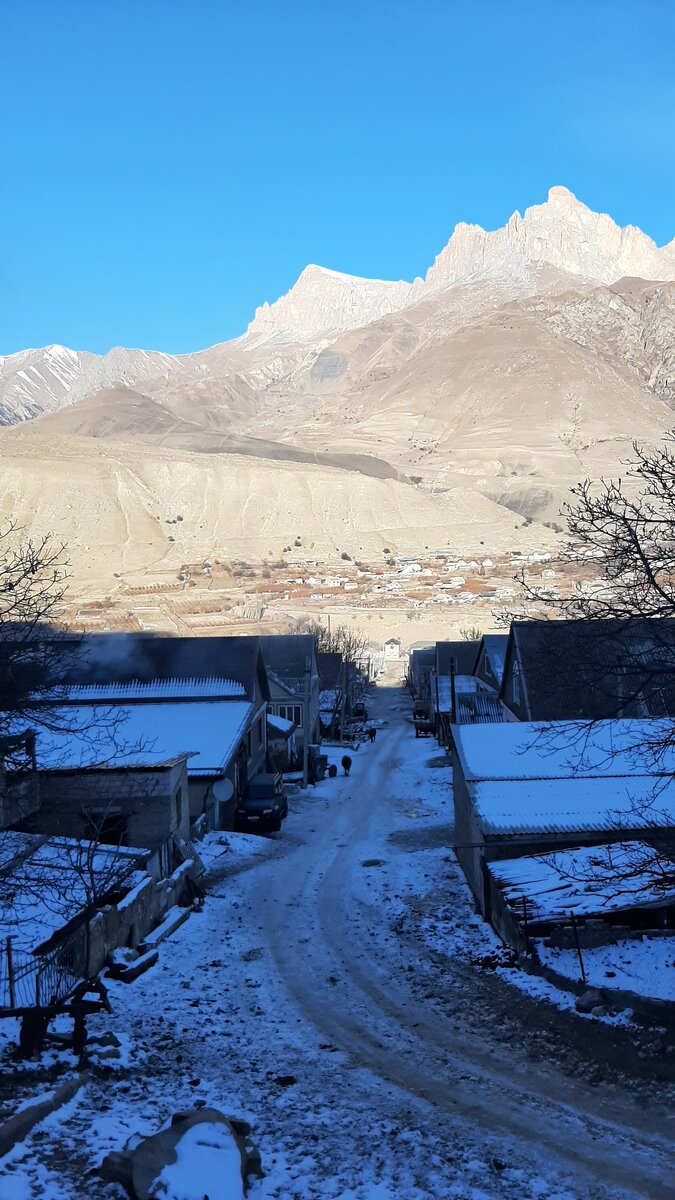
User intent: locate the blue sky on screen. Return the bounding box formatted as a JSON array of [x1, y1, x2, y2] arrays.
[[2, 0, 674, 355]]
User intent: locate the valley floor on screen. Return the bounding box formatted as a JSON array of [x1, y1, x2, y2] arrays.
[[1, 685, 674, 1200]]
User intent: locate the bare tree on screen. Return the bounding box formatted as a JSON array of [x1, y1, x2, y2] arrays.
[[297, 618, 368, 668], [513, 436, 675, 894], [0, 525, 150, 1043], [460, 625, 483, 642]]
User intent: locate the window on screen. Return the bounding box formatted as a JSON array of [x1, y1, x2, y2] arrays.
[[175, 786, 184, 828], [512, 662, 521, 706], [277, 704, 302, 725], [84, 812, 127, 846], [484, 656, 493, 678], [257, 716, 264, 743]]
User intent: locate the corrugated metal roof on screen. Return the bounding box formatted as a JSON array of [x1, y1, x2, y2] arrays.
[[470, 775, 675, 835], [54, 634, 269, 702], [453, 719, 675, 782], [48, 677, 246, 701], [488, 842, 675, 922], [11, 701, 254, 774], [436, 641, 480, 676], [455, 693, 505, 725]]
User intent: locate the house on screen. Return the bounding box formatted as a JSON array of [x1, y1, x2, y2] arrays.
[[499, 619, 675, 721], [36, 633, 272, 827], [383, 638, 401, 662], [451, 719, 675, 920], [260, 636, 321, 758], [21, 680, 266, 833], [472, 634, 509, 692], [428, 640, 483, 740]]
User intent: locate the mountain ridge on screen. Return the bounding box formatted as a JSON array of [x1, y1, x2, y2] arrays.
[[2, 186, 674, 427]]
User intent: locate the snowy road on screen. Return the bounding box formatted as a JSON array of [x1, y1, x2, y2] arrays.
[[2, 683, 674, 1200]]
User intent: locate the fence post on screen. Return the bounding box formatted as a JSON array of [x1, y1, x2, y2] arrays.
[[6, 937, 15, 1010], [570, 910, 586, 986]]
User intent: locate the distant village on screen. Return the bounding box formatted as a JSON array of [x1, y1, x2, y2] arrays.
[[67, 546, 573, 643], [1, 616, 674, 1071]]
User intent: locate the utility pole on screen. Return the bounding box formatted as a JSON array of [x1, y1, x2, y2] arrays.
[[338, 658, 347, 744], [302, 655, 311, 788]]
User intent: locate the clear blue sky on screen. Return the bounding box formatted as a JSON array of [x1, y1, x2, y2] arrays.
[[2, 0, 674, 355]]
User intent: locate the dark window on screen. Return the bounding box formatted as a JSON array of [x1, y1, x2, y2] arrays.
[[175, 786, 184, 827], [84, 812, 127, 846], [257, 716, 264, 743]]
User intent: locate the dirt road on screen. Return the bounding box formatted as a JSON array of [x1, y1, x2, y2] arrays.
[[255, 684, 674, 1199], [4, 682, 673, 1199]]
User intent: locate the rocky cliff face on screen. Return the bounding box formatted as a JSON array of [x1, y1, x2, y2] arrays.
[[247, 187, 675, 339], [424, 187, 675, 292], [247, 264, 413, 340]]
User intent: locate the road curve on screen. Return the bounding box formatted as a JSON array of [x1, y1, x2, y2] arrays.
[[262, 684, 675, 1200]]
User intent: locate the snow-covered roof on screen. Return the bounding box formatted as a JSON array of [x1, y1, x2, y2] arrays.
[[453, 719, 675, 782], [488, 842, 675, 922], [43, 676, 246, 702], [0, 833, 147, 955], [470, 775, 675, 836], [19, 701, 254, 775], [267, 713, 296, 735]]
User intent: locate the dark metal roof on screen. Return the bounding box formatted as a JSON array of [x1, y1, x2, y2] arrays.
[[509, 618, 675, 720], [435, 641, 481, 676], [260, 635, 316, 681], [316, 651, 343, 688], [56, 634, 270, 703]]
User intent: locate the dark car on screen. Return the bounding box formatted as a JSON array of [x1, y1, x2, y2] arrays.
[[236, 773, 288, 833]]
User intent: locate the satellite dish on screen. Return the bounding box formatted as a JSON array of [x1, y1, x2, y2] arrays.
[[212, 778, 234, 803]]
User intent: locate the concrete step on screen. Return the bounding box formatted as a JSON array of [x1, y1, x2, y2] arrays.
[[140, 905, 191, 952]]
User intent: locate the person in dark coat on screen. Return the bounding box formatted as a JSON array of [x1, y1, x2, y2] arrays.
[[341, 755, 352, 776]]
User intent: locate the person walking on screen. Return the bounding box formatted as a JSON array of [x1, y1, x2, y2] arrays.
[[341, 754, 352, 776]]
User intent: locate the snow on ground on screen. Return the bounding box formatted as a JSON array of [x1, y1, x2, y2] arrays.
[[0, 688, 672, 1200], [538, 936, 675, 1003]]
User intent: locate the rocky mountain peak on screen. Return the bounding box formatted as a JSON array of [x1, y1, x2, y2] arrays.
[[246, 187, 675, 340]]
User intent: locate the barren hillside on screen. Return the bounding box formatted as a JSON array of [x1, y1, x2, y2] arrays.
[[1, 186, 673, 602]]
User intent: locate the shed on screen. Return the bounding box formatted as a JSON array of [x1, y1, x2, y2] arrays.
[[487, 842, 675, 952], [451, 719, 675, 916]]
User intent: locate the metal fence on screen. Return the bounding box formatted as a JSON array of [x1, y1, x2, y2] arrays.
[[0, 936, 80, 1013]]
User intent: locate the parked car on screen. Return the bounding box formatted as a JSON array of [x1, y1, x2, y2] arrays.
[[353, 701, 368, 720], [236, 773, 288, 833]]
